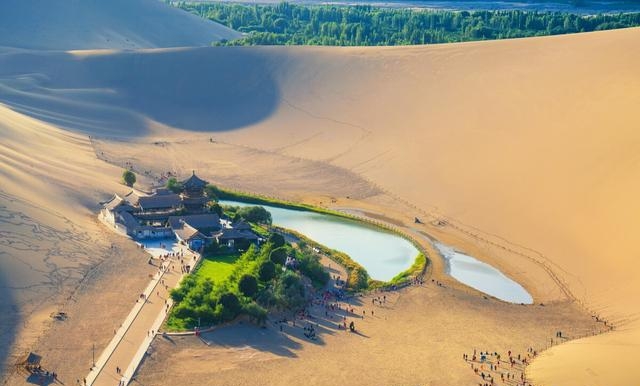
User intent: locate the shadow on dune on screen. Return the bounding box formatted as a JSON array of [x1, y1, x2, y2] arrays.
[[201, 323, 303, 358], [26, 373, 56, 386], [0, 47, 281, 136], [199, 294, 370, 357], [0, 267, 19, 379]]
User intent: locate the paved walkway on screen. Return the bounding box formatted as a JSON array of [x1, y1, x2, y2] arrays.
[[85, 243, 200, 386]]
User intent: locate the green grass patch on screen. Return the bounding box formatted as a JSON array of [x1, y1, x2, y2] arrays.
[[195, 254, 240, 283]]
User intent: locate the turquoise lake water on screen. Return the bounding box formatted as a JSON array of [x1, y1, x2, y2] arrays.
[[222, 200, 533, 302], [221, 200, 418, 281]]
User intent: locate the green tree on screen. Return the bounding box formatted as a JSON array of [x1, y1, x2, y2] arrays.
[[259, 260, 277, 282], [238, 274, 259, 297], [268, 233, 285, 248], [179, 2, 640, 48], [172, 303, 196, 320], [237, 206, 272, 224], [219, 292, 241, 321], [256, 288, 277, 308], [243, 302, 268, 325], [270, 247, 287, 265], [170, 275, 197, 302], [297, 251, 329, 287], [122, 169, 136, 187], [208, 202, 223, 217], [166, 177, 183, 193], [275, 271, 306, 310]]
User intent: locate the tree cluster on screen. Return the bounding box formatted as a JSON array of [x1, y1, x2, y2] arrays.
[[168, 237, 328, 330], [166, 177, 182, 193], [177, 2, 640, 46], [225, 205, 273, 225]]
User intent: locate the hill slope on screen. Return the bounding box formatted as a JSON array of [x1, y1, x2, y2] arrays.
[[0, 25, 639, 386], [0, 0, 241, 50]]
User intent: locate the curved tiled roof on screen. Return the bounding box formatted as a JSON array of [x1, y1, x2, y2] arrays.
[[118, 211, 140, 230], [138, 194, 181, 210], [123, 190, 142, 206], [182, 171, 207, 190], [168, 214, 221, 232], [103, 194, 125, 211], [232, 220, 252, 231], [218, 227, 259, 241], [174, 223, 204, 241]]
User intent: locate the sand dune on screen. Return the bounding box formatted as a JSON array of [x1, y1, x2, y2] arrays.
[[1, 25, 639, 385], [0, 0, 240, 50], [0, 103, 155, 378], [0, 47, 280, 136]]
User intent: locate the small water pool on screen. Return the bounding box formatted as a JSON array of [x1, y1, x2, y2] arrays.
[[434, 242, 533, 304]]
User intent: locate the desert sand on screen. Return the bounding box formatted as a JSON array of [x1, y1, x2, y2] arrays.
[[0, 0, 240, 50], [0, 3, 639, 384], [0, 104, 161, 382], [137, 284, 601, 386]]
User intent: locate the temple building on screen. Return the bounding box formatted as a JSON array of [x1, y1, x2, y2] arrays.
[[100, 172, 260, 251], [216, 220, 259, 249], [181, 171, 208, 213]]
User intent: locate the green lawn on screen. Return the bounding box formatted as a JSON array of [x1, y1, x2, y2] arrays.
[[195, 254, 240, 283]]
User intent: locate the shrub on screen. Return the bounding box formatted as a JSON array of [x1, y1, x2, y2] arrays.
[[172, 303, 196, 320], [256, 288, 277, 308], [186, 278, 214, 305], [209, 202, 223, 217], [122, 169, 136, 187], [348, 267, 369, 291], [238, 274, 259, 298], [195, 304, 217, 325], [219, 303, 236, 322], [219, 292, 241, 319], [275, 271, 306, 310], [170, 275, 197, 302], [297, 252, 329, 287], [258, 260, 276, 282], [243, 302, 268, 325], [237, 206, 272, 224], [166, 177, 182, 193], [270, 247, 287, 265], [268, 233, 285, 248], [389, 253, 426, 285]]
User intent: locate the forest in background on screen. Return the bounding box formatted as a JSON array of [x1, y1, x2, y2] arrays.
[[176, 2, 640, 46]]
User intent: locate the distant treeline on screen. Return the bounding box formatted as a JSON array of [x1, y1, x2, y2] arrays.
[[175, 2, 640, 46]]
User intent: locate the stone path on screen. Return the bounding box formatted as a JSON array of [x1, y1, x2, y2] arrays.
[[85, 244, 200, 386]]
